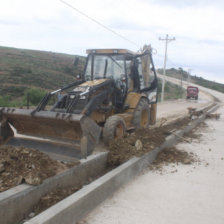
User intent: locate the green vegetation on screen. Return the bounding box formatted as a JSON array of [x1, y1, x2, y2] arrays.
[[157, 68, 224, 93], [0, 96, 24, 107], [157, 78, 185, 101], [23, 88, 47, 106], [0, 46, 86, 106], [0, 96, 10, 107], [0, 86, 28, 99]]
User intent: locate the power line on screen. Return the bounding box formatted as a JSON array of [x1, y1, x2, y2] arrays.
[[59, 0, 140, 48], [159, 34, 175, 102]]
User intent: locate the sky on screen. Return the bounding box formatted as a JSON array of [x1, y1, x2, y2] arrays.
[[1, 0, 224, 84]]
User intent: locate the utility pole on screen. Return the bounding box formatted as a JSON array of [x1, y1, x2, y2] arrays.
[[187, 69, 191, 86], [159, 34, 175, 102], [178, 67, 183, 98], [178, 67, 183, 89]]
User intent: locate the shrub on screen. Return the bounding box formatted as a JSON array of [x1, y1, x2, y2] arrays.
[[24, 88, 47, 106], [0, 96, 10, 107]]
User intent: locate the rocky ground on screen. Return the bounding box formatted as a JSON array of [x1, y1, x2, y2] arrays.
[[0, 145, 79, 192], [107, 117, 190, 166]]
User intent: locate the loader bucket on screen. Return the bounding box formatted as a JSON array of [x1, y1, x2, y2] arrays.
[[0, 108, 101, 157]]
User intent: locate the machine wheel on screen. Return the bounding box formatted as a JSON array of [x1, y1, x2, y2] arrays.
[[103, 115, 126, 145], [132, 97, 150, 129]]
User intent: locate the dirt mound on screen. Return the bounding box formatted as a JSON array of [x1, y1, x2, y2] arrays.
[[108, 128, 165, 166], [0, 145, 76, 192], [149, 147, 197, 172], [107, 117, 190, 166], [148, 122, 206, 172], [206, 113, 220, 120]]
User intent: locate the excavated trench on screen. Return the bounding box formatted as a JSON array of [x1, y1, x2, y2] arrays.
[[23, 117, 191, 221], [0, 102, 219, 224], [0, 116, 190, 193]]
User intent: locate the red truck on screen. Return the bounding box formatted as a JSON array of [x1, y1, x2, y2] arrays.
[[186, 86, 199, 100]]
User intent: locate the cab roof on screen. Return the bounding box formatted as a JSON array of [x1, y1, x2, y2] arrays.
[[86, 49, 136, 56]]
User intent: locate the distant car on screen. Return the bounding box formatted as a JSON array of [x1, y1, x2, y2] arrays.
[[186, 86, 199, 100]]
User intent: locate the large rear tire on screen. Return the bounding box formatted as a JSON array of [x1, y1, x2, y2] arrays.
[[103, 115, 126, 145], [132, 97, 150, 129]]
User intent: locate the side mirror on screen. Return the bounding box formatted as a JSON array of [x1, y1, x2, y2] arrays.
[[74, 57, 79, 66], [76, 73, 82, 80]]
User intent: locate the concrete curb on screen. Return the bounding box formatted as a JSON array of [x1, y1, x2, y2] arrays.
[[0, 152, 108, 224], [25, 104, 219, 224]]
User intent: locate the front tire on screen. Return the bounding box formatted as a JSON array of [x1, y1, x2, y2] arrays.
[[132, 97, 150, 129], [103, 115, 126, 145]]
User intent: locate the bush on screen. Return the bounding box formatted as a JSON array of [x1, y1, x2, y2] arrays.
[[11, 66, 32, 76], [24, 88, 47, 106], [0, 96, 10, 107]]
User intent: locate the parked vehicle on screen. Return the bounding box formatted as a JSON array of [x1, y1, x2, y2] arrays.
[[186, 86, 199, 100]]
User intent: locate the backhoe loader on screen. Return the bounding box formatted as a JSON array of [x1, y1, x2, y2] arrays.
[[0, 45, 158, 157]]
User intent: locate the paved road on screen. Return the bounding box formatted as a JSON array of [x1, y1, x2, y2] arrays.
[[79, 80, 224, 224], [157, 74, 214, 122]]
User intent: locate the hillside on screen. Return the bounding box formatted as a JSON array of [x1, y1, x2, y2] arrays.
[[157, 68, 224, 93], [0, 46, 85, 105], [0, 46, 202, 106]]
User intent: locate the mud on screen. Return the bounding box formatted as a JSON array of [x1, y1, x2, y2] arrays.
[[0, 145, 79, 192], [107, 117, 190, 166]]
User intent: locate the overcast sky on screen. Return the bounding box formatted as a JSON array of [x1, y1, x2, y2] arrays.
[[1, 0, 224, 83]]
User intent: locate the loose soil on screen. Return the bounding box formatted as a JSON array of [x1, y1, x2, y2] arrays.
[[148, 122, 208, 172], [148, 147, 198, 172], [24, 174, 103, 222], [107, 117, 190, 166], [182, 122, 208, 142], [32, 186, 81, 215], [0, 145, 79, 192], [206, 113, 220, 120]]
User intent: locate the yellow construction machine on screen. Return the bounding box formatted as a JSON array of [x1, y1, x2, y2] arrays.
[[0, 46, 158, 157]]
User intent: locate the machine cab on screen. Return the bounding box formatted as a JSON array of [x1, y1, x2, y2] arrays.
[[84, 48, 158, 105]]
